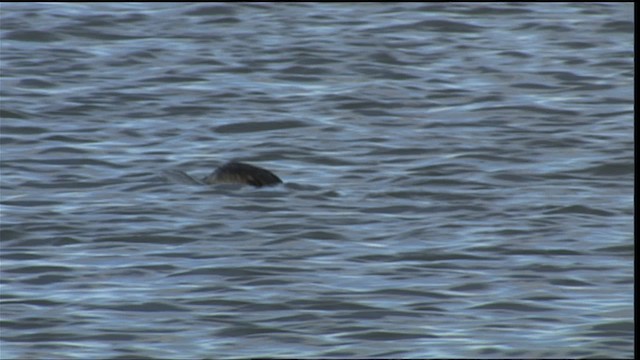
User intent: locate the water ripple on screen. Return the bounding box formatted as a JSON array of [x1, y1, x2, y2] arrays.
[[0, 2, 633, 359]]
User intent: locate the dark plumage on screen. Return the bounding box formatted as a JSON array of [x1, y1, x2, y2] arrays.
[[203, 162, 282, 187]]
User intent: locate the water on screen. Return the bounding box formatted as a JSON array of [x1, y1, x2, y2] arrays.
[[0, 3, 634, 359]]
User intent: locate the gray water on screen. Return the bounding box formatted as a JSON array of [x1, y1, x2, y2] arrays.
[[0, 3, 634, 359]]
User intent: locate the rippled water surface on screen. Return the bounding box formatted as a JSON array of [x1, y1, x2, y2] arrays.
[[0, 3, 634, 359]]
